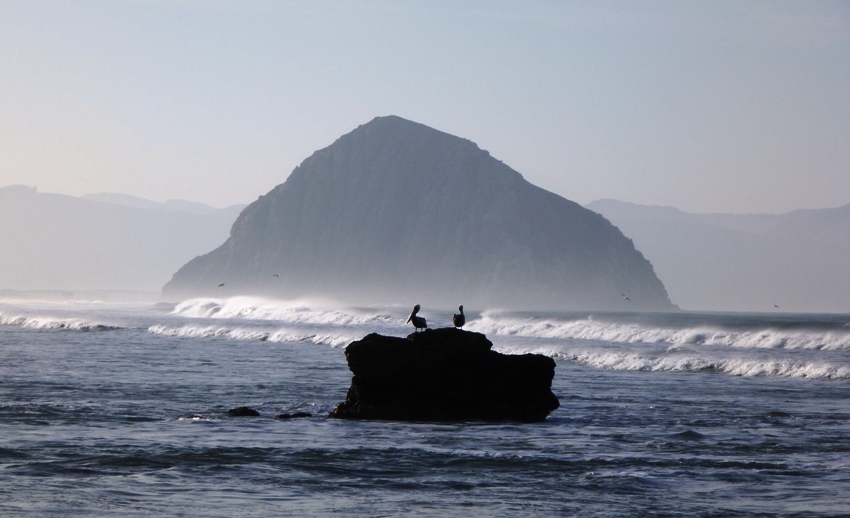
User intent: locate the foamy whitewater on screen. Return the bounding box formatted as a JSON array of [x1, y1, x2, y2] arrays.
[[1, 297, 849, 516]]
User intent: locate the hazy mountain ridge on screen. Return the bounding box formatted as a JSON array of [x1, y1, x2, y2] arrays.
[[163, 116, 675, 310], [587, 199, 850, 312], [81, 192, 233, 214], [0, 185, 245, 292]]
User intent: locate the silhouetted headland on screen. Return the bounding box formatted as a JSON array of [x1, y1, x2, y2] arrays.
[[329, 328, 560, 422], [162, 116, 675, 310]]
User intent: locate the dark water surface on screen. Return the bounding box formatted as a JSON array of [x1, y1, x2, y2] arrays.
[[1, 302, 849, 516]]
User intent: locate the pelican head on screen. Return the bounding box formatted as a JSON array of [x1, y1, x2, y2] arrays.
[[407, 304, 421, 323]]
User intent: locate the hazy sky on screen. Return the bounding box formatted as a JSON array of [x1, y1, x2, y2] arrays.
[[1, 1, 847, 213]]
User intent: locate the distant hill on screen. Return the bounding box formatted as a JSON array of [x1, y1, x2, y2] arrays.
[[586, 199, 850, 312], [81, 193, 224, 214], [163, 116, 675, 311], [0, 185, 245, 292]]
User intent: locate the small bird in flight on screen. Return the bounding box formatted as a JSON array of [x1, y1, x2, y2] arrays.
[[218, 283, 225, 287], [774, 304, 779, 309], [273, 274, 279, 278], [621, 293, 631, 302]]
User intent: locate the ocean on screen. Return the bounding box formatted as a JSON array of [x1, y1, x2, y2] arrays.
[[1, 297, 848, 517]]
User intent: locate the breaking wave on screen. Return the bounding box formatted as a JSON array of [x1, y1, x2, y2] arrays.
[[558, 350, 850, 381], [0, 312, 122, 331], [171, 297, 399, 327], [466, 313, 850, 351], [489, 341, 850, 381], [147, 324, 354, 348], [4, 300, 847, 381]]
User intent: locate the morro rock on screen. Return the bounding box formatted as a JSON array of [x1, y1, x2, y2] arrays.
[[329, 328, 560, 422], [162, 115, 674, 310]]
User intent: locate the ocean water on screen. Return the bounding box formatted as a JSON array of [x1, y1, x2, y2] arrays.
[[1, 297, 849, 517]]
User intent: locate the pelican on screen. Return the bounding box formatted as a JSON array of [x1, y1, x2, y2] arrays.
[[453, 304, 465, 329], [407, 304, 427, 332]]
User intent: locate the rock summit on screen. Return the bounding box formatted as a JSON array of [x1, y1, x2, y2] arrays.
[[163, 115, 674, 310]]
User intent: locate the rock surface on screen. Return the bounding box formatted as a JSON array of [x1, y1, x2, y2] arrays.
[[329, 328, 560, 422], [227, 406, 260, 417], [162, 115, 674, 310]]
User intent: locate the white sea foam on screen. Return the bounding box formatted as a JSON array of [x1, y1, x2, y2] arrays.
[[171, 297, 399, 327], [466, 313, 850, 351], [147, 324, 354, 348], [490, 340, 850, 380], [559, 350, 850, 380], [0, 312, 121, 331]]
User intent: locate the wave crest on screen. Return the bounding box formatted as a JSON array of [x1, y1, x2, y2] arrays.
[[171, 297, 399, 327], [554, 350, 850, 380], [466, 314, 850, 351], [0, 312, 121, 331], [147, 324, 353, 348]]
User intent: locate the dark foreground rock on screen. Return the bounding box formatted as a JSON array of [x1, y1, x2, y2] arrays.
[[329, 328, 559, 422], [228, 406, 260, 417]]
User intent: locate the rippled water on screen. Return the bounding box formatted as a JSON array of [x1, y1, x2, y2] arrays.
[[1, 299, 849, 516]]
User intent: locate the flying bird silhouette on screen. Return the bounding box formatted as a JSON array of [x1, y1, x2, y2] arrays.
[[621, 293, 631, 302], [273, 274, 279, 277], [218, 283, 225, 287]]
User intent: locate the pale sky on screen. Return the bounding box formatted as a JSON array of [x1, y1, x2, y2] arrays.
[[1, 0, 848, 213]]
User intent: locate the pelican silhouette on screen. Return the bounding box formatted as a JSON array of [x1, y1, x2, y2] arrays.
[[407, 304, 427, 332], [453, 304, 465, 329]]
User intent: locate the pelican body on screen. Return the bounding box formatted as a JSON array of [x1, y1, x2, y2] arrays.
[[407, 304, 427, 332], [453, 305, 465, 329]]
